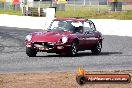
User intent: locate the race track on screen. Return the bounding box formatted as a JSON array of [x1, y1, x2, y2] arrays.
[[0, 26, 132, 73]]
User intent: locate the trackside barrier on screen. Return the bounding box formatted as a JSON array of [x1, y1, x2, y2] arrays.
[[22, 7, 46, 17]]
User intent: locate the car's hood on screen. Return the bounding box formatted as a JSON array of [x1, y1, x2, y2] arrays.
[[31, 30, 73, 43]]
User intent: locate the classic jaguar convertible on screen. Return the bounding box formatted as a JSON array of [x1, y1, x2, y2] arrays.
[[25, 18, 103, 57]]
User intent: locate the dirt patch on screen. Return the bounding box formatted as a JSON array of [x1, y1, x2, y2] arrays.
[[0, 71, 132, 88]]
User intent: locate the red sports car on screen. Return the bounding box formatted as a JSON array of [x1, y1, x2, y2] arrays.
[[25, 18, 104, 57]]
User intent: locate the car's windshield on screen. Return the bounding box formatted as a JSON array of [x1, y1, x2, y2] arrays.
[[48, 20, 83, 33]]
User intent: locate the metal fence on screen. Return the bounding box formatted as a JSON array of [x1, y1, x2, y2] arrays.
[[25, 0, 132, 11], [66, 0, 132, 12], [0, 0, 132, 15]]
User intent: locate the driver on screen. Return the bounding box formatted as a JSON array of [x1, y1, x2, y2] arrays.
[[58, 21, 66, 28], [58, 21, 75, 32]]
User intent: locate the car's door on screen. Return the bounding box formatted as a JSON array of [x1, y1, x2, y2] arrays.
[[75, 26, 86, 50], [83, 21, 98, 49], [71, 21, 86, 50]]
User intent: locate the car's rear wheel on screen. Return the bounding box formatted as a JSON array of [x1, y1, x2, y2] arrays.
[[26, 47, 37, 57], [68, 42, 78, 56], [91, 42, 102, 55]]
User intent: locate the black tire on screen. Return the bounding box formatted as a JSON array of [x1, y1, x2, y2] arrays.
[[91, 42, 102, 55], [76, 76, 86, 85], [26, 47, 37, 57], [68, 42, 78, 56]]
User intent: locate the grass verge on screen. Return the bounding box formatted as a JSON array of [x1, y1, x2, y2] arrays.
[[56, 6, 132, 20], [0, 6, 132, 20], [0, 9, 22, 16]]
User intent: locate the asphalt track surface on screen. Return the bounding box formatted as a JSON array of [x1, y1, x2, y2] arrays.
[[0, 26, 132, 73]]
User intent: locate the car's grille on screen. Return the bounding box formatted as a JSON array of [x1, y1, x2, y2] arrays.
[[33, 42, 56, 49]]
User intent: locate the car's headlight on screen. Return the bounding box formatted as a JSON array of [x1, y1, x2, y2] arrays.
[[25, 35, 32, 41], [61, 37, 68, 44]]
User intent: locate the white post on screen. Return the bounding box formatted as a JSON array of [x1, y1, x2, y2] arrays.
[[74, 0, 76, 12], [21, 1, 25, 16], [124, 0, 126, 11], [44, 8, 55, 30], [107, 0, 109, 5], [89, 0, 91, 10], [83, 0, 85, 6], [98, 0, 100, 12], [38, 0, 42, 16]]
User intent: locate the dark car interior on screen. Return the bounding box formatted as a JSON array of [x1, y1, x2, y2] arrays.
[[74, 26, 83, 33]]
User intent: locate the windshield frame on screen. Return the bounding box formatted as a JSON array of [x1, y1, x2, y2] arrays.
[[48, 20, 83, 33]]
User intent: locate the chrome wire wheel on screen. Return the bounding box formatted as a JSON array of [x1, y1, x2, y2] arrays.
[[68, 42, 78, 56], [97, 42, 101, 52], [91, 42, 102, 55], [71, 42, 77, 55]]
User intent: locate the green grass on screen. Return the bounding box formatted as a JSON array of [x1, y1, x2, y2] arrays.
[[56, 5, 132, 20], [0, 9, 22, 16], [0, 5, 132, 20]]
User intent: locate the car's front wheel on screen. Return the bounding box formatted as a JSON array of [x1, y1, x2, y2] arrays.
[[91, 42, 102, 55], [26, 47, 37, 57], [68, 42, 78, 56]]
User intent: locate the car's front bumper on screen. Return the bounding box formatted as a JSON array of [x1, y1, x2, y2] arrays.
[[26, 42, 72, 53]]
